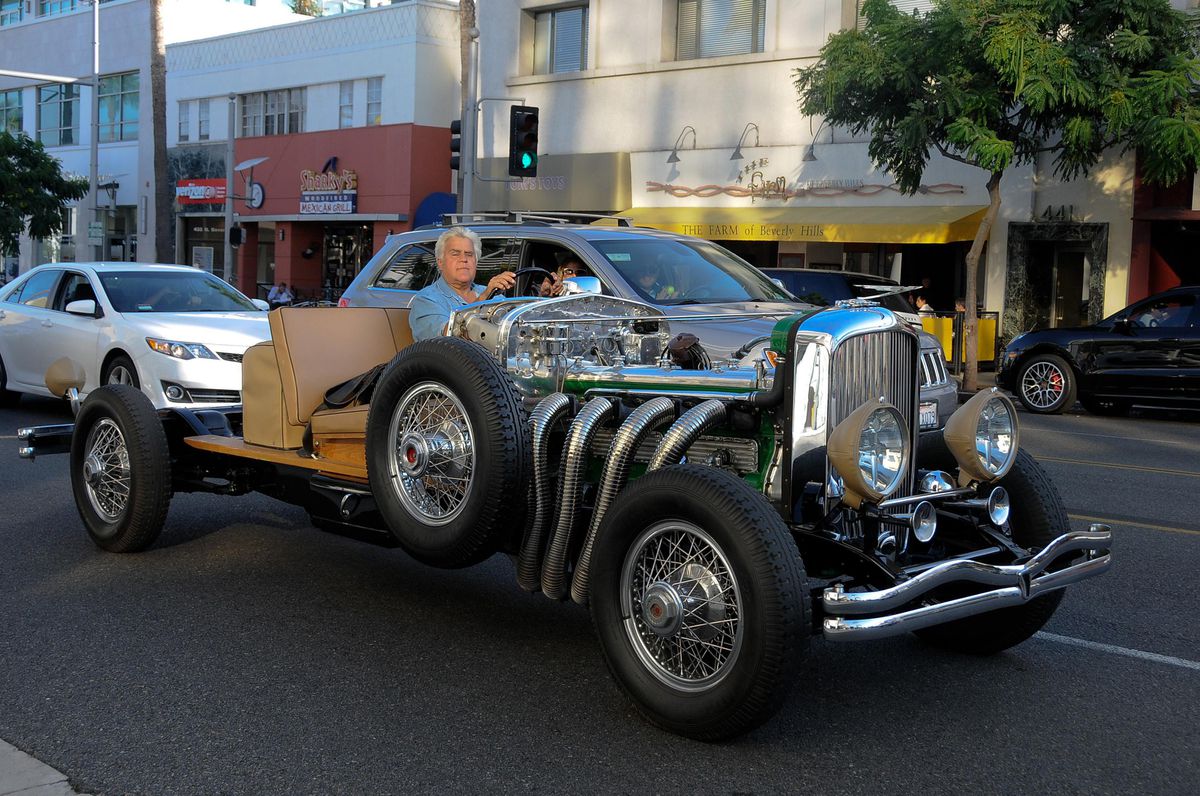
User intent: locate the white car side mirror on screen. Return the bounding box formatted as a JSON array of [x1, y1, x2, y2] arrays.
[[250, 298, 270, 311], [65, 299, 98, 317]]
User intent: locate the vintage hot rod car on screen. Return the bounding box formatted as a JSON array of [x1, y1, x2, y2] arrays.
[[18, 291, 1112, 740]]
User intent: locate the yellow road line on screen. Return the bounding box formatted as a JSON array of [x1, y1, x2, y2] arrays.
[[1038, 456, 1200, 479], [1069, 513, 1200, 537]]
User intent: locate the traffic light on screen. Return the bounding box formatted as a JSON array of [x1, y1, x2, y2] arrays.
[[508, 105, 539, 178], [449, 119, 462, 172]]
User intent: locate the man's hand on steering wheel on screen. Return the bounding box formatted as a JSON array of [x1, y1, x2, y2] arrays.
[[480, 270, 518, 300]]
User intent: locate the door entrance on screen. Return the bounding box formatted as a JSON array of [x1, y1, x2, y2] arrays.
[[323, 224, 372, 297], [1052, 250, 1088, 328]]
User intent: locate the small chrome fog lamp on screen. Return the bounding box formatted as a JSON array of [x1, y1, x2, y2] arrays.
[[987, 486, 1011, 526], [943, 388, 1020, 484], [828, 398, 911, 508]]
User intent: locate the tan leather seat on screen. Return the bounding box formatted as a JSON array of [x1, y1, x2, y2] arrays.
[[242, 307, 412, 449]]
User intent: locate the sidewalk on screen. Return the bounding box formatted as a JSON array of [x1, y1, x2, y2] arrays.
[[0, 740, 85, 796], [953, 368, 998, 403]]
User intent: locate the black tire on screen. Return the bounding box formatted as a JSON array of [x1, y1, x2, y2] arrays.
[[102, 353, 140, 389], [589, 465, 810, 741], [1015, 353, 1075, 414], [70, 385, 172, 553], [1080, 396, 1129, 416], [914, 449, 1068, 654], [0, 353, 20, 407], [366, 337, 530, 568]]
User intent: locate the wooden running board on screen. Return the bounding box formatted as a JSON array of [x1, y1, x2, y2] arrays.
[[184, 435, 368, 480]]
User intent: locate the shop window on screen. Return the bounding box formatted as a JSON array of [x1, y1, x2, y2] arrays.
[[533, 5, 588, 74], [373, 243, 437, 291], [37, 84, 79, 147], [38, 1, 78, 16], [178, 100, 190, 143], [366, 77, 382, 126], [99, 72, 139, 143], [1, 0, 23, 26], [241, 88, 305, 137], [339, 80, 354, 129], [676, 0, 764, 61], [198, 98, 210, 141], [0, 89, 21, 134]]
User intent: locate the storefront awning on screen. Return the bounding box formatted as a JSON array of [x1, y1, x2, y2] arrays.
[[616, 206, 988, 243]]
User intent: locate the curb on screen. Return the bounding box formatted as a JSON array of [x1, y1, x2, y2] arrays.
[[0, 739, 86, 796]]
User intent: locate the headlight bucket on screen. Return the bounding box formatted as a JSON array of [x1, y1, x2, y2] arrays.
[[943, 388, 1020, 484], [828, 398, 911, 508]]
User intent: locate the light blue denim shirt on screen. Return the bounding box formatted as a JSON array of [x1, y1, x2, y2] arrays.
[[409, 276, 488, 341]]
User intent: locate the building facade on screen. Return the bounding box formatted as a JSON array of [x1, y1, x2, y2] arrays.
[[166, 0, 460, 302], [475, 0, 1200, 337], [0, 0, 305, 278]]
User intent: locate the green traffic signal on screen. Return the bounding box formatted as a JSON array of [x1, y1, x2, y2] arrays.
[[520, 152, 535, 169]]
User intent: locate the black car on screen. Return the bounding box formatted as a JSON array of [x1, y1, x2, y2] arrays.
[[997, 286, 1200, 414]]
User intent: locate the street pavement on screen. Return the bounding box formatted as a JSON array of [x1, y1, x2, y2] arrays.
[[1, 392, 1198, 795]]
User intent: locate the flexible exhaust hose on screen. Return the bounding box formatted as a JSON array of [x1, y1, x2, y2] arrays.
[[570, 397, 677, 605], [516, 393, 572, 592], [541, 397, 616, 600], [646, 399, 728, 471]]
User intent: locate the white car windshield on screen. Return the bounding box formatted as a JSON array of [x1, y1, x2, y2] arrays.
[[99, 271, 258, 313], [591, 238, 791, 305]]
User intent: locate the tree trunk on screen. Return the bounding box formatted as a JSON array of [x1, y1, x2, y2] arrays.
[[457, 0, 476, 212], [961, 171, 1003, 393], [151, 0, 172, 262]]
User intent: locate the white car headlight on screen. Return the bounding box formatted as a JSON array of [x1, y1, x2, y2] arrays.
[[146, 337, 218, 360], [943, 388, 1020, 483], [827, 398, 911, 508]]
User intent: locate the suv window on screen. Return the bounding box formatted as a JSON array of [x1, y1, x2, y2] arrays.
[[372, 243, 436, 291], [14, 269, 60, 309], [1127, 294, 1196, 329], [591, 238, 788, 305], [54, 272, 97, 311], [768, 270, 916, 315], [470, 238, 514, 287]]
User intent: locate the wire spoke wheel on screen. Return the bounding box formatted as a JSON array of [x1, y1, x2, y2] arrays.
[[82, 418, 132, 522], [621, 520, 743, 691], [386, 381, 476, 525]]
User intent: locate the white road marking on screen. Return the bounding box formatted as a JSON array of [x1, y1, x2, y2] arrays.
[[1035, 632, 1200, 672], [1069, 513, 1200, 537], [1037, 456, 1200, 479], [1026, 427, 1199, 448]]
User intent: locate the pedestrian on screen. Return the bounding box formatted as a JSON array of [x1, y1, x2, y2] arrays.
[[267, 281, 294, 309], [914, 294, 936, 315]]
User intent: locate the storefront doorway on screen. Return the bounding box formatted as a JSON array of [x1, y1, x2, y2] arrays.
[[323, 224, 372, 296], [1005, 223, 1108, 336]]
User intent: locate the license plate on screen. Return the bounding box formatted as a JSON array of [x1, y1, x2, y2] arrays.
[[919, 401, 938, 430]]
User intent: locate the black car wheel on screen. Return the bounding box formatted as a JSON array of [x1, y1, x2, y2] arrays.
[[1016, 353, 1076, 413], [102, 354, 140, 389], [589, 465, 810, 741]]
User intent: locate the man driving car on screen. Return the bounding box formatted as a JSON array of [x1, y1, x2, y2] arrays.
[[409, 227, 516, 340]]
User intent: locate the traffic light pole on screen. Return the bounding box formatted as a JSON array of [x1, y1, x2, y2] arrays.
[[459, 27, 479, 214]]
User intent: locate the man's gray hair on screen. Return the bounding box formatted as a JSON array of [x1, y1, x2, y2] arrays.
[[435, 226, 481, 261]]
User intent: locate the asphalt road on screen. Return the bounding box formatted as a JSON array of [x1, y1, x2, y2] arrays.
[[1, 395, 1197, 795]]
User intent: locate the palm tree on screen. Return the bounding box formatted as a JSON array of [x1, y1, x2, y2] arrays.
[[150, 0, 171, 262]]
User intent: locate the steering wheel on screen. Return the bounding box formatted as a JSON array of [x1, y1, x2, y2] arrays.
[[507, 266, 557, 298]]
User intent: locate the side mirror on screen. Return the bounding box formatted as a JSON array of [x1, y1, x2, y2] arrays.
[[563, 276, 602, 295], [1112, 317, 1133, 335], [250, 298, 270, 312], [65, 299, 98, 317]]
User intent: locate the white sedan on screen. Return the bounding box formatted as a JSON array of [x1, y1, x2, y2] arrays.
[[0, 263, 269, 409]]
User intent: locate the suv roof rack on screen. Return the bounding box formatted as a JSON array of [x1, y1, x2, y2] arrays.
[[439, 211, 633, 227]]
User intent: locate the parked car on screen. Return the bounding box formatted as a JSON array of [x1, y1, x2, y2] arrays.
[[0, 263, 269, 409], [16, 294, 1111, 740], [340, 216, 952, 429], [997, 285, 1200, 414], [762, 267, 957, 429]]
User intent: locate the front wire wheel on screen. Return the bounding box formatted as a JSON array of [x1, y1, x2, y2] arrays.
[[81, 418, 132, 521], [387, 382, 475, 524]]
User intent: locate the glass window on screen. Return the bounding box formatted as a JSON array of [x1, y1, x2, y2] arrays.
[[178, 100, 190, 143], [1128, 295, 1196, 329], [676, 0, 765, 60], [0, 89, 21, 134], [55, 271, 96, 311], [198, 98, 210, 140], [372, 243, 437, 291], [419, 238, 511, 288], [533, 5, 588, 74], [98, 271, 257, 313], [16, 269, 61, 309], [241, 88, 304, 137], [1, 0, 23, 26], [366, 77, 381, 126], [98, 72, 139, 143], [38, 1, 78, 16], [339, 80, 353, 128], [37, 84, 80, 146]]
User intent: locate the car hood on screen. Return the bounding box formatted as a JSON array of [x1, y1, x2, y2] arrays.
[[121, 312, 271, 350]]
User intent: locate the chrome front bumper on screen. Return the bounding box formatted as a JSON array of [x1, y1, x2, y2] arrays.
[[821, 526, 1112, 641], [16, 424, 75, 460]]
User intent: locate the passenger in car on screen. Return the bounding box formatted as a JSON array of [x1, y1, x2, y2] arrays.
[[538, 256, 588, 297], [409, 227, 517, 340]]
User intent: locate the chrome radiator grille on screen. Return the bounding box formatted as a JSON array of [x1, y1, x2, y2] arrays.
[[830, 330, 920, 494], [919, 350, 949, 387]]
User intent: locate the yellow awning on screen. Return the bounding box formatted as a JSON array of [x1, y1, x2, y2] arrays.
[[615, 206, 988, 243]]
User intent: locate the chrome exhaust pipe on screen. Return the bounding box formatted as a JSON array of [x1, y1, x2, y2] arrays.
[[541, 397, 616, 600], [570, 397, 676, 605], [516, 393, 572, 592], [647, 399, 727, 471]]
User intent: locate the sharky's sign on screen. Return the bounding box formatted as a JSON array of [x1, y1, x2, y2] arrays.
[[300, 168, 358, 214]]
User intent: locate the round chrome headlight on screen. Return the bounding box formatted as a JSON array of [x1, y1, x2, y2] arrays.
[[944, 388, 1020, 483], [828, 398, 911, 507]]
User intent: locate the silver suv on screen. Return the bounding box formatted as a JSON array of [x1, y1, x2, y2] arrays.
[[339, 215, 953, 428]]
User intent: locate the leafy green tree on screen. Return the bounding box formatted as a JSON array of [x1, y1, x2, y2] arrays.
[[0, 131, 89, 260], [290, 0, 323, 16], [795, 0, 1200, 390]]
